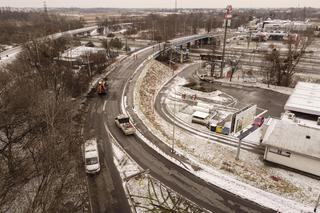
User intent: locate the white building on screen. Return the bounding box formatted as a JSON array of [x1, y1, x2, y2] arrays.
[[263, 117, 320, 176], [60, 46, 106, 63], [262, 82, 320, 176], [284, 82, 320, 116], [262, 19, 313, 32]]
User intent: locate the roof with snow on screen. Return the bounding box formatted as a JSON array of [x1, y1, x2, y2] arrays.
[[192, 111, 209, 119], [263, 119, 320, 159], [284, 82, 320, 116], [61, 46, 105, 60]]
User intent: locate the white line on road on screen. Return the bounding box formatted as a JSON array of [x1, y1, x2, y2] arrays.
[[103, 100, 107, 111]]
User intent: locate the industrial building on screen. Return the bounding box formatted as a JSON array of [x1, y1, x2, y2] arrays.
[[60, 46, 106, 65], [262, 82, 320, 176]]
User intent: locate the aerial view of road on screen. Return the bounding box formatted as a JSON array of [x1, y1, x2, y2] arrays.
[[1, 1, 320, 213]]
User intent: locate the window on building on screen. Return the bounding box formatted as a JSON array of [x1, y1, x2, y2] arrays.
[[268, 147, 291, 157], [269, 147, 279, 154], [281, 151, 291, 157], [306, 135, 311, 139]]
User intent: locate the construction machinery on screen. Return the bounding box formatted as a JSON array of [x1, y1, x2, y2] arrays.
[[97, 79, 107, 95], [115, 114, 135, 135]]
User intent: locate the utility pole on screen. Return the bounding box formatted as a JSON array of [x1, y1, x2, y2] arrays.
[[236, 130, 244, 160], [172, 88, 176, 153], [235, 139, 242, 160], [247, 31, 252, 49], [172, 101, 176, 153], [170, 51, 174, 75], [152, 21, 155, 43], [125, 36, 128, 53], [86, 52, 92, 77], [221, 5, 233, 78]]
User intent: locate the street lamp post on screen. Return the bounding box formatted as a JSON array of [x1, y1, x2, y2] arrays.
[[235, 138, 242, 160], [172, 87, 177, 153], [221, 5, 233, 78], [221, 19, 228, 78], [236, 130, 244, 160], [315, 193, 320, 212]]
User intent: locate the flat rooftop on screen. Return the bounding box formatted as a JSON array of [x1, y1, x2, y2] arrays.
[[61, 46, 105, 60], [284, 82, 320, 116], [263, 119, 320, 159], [192, 111, 209, 119]]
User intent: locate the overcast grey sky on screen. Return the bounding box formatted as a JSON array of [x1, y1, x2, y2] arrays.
[[0, 0, 319, 8]]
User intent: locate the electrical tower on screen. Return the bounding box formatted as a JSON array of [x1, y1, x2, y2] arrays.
[[175, 0, 177, 12], [43, 1, 48, 14]]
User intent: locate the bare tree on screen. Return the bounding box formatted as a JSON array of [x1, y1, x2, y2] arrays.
[[0, 37, 87, 212], [264, 33, 313, 87]]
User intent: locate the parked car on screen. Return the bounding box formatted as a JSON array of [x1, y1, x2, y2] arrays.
[[253, 116, 265, 127]]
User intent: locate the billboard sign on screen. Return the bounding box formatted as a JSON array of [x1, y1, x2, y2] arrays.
[[225, 5, 233, 19], [231, 104, 257, 133]]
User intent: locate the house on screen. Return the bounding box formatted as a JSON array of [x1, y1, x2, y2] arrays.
[[262, 82, 320, 176], [262, 117, 320, 176]]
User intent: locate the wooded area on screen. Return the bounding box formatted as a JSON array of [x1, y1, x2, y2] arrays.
[[0, 17, 91, 212], [0, 8, 83, 44]]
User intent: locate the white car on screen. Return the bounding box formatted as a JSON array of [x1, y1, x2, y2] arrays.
[[84, 139, 100, 174], [115, 114, 135, 135]]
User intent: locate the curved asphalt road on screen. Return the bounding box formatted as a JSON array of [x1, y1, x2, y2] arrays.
[[178, 63, 289, 117], [85, 38, 276, 212]]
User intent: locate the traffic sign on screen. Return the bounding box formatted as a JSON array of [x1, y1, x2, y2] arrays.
[[225, 14, 233, 19]]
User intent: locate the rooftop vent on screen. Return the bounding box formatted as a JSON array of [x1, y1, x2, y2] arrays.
[[287, 112, 295, 120]]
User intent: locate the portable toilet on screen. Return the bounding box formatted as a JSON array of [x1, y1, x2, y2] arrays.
[[216, 125, 223, 134], [210, 120, 218, 132], [223, 121, 232, 135]]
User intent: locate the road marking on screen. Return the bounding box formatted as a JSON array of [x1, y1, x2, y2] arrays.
[[85, 176, 94, 213], [124, 96, 127, 109], [103, 100, 107, 111]]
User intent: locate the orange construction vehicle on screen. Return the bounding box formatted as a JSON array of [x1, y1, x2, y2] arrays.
[[97, 79, 107, 95]]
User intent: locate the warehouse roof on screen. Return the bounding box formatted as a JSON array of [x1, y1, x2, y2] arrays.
[[284, 82, 320, 116], [61, 46, 105, 60], [192, 111, 209, 119], [263, 119, 320, 159]]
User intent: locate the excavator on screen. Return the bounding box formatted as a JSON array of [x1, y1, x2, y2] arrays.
[[96, 79, 108, 95]]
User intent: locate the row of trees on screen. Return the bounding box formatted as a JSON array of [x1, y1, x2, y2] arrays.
[[0, 9, 84, 45], [0, 37, 90, 212]]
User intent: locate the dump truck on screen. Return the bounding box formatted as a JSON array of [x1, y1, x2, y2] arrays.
[[115, 114, 135, 135], [96, 79, 107, 95]]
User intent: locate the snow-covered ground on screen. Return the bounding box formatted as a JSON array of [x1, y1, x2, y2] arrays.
[[110, 126, 206, 213], [216, 75, 294, 95], [133, 59, 320, 212]]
